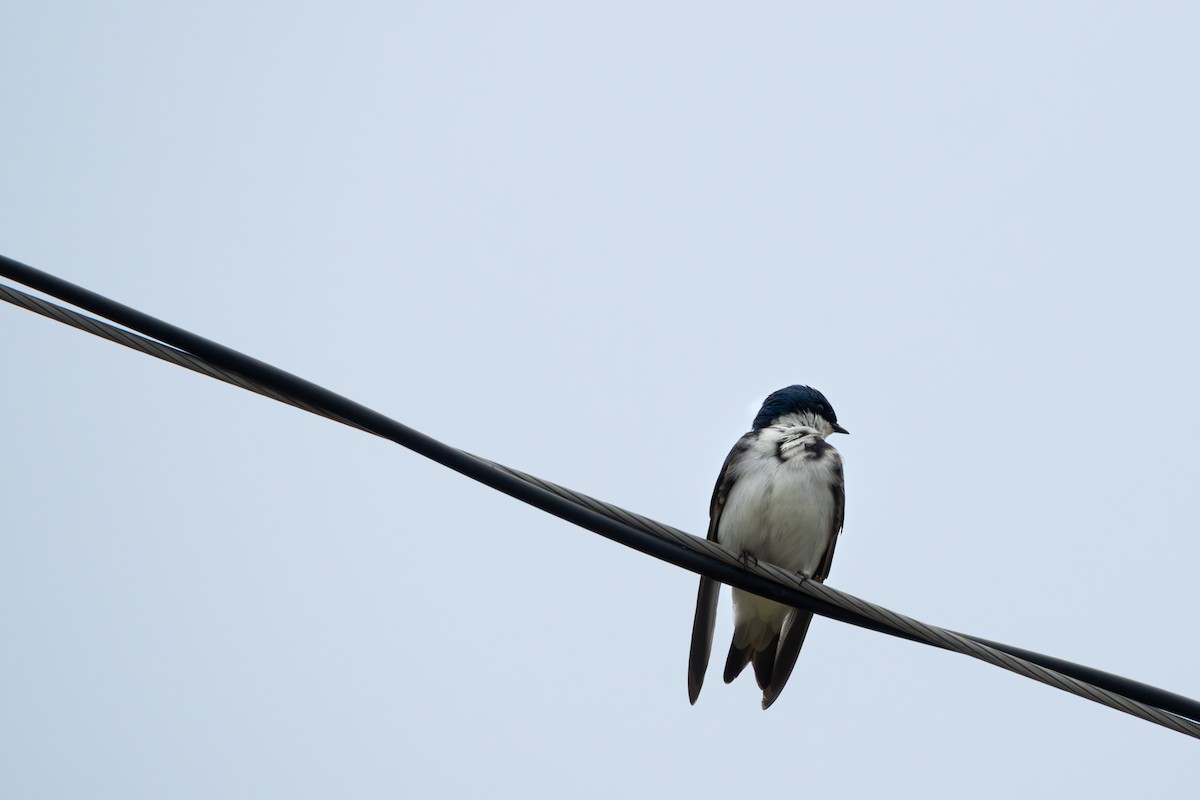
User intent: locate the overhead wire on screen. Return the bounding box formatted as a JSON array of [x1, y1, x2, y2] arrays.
[[2, 253, 1198, 739]]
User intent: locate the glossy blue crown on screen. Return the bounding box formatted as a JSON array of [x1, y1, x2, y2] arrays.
[[751, 385, 839, 430]]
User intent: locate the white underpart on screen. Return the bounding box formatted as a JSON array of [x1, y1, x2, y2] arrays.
[[719, 421, 842, 651]]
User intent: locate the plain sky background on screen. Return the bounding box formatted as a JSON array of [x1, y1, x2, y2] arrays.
[[2, 2, 1198, 797]]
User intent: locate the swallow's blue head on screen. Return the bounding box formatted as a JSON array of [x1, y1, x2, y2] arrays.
[[752, 384, 849, 435]]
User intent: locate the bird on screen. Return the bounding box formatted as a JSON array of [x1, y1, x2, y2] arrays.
[[688, 384, 848, 709]]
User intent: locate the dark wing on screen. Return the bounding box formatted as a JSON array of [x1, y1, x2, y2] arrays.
[[687, 433, 752, 704], [761, 458, 846, 709], [814, 459, 845, 583]]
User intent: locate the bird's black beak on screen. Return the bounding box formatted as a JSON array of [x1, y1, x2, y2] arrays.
[[832, 423, 850, 435]]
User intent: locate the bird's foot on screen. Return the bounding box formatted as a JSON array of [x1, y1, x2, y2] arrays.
[[738, 551, 759, 568]]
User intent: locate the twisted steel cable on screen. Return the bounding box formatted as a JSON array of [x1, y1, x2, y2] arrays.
[[2, 255, 1198, 739]]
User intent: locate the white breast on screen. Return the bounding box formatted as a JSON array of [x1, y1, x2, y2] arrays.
[[717, 428, 841, 576]]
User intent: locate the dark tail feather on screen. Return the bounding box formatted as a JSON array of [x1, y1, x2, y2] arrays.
[[724, 633, 781, 688], [761, 610, 814, 709], [723, 641, 751, 684], [688, 577, 721, 704], [751, 634, 779, 690]]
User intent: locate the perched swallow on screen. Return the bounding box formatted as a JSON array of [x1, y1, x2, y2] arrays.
[[688, 385, 848, 709]]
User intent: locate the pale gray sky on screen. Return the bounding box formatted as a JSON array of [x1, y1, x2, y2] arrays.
[[2, 3, 1198, 797]]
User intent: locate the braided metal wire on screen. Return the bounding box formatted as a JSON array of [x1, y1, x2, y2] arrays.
[[3, 280, 1197, 739], [479, 458, 1200, 736]]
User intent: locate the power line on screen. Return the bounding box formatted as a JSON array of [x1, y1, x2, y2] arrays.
[[2, 253, 1198, 738]]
